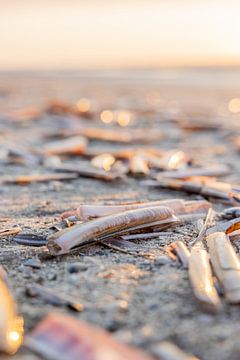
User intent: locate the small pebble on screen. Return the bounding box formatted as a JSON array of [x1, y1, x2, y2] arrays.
[[197, 314, 214, 324], [155, 255, 173, 266], [47, 272, 57, 281], [24, 258, 42, 269], [20, 266, 32, 279], [67, 262, 88, 273]]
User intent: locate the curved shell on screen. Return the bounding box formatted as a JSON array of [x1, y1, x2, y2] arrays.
[[61, 199, 185, 221], [48, 206, 176, 255]]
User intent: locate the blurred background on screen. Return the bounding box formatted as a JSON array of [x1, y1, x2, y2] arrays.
[[1, 0, 240, 114]]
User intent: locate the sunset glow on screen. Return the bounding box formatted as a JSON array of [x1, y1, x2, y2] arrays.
[[1, 0, 240, 70]]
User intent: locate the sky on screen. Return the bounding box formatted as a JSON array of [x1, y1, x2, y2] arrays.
[[1, 0, 240, 70]]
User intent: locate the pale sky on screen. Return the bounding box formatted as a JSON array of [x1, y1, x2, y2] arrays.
[[1, 0, 240, 70]]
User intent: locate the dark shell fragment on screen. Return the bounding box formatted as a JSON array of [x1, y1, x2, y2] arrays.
[[13, 233, 47, 247]]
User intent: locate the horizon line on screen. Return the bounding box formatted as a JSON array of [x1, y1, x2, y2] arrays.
[[1, 65, 240, 73]]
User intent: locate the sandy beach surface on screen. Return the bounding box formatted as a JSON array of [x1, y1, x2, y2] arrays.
[[0, 69, 240, 360]]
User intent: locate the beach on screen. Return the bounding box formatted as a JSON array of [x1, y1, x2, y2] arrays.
[[1, 69, 240, 359]]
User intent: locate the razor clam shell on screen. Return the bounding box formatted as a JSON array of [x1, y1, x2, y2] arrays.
[[207, 232, 240, 303], [14, 233, 47, 247], [220, 207, 240, 219], [207, 218, 240, 235], [170, 241, 190, 268], [151, 341, 200, 360], [61, 199, 185, 221], [26, 313, 155, 360], [47, 206, 177, 255], [43, 136, 87, 156], [0, 270, 23, 354], [188, 243, 221, 312], [129, 154, 150, 176], [0, 227, 22, 238]]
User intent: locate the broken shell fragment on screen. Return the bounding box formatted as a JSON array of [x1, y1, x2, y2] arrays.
[[129, 154, 150, 176], [166, 241, 190, 268], [14, 233, 47, 247], [220, 207, 240, 219], [91, 153, 116, 171]]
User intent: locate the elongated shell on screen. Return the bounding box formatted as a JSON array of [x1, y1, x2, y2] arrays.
[[61, 199, 185, 221], [52, 164, 120, 182], [48, 206, 177, 255], [188, 243, 221, 312], [152, 341, 200, 360], [61, 200, 210, 221], [145, 150, 186, 171], [146, 178, 236, 204], [207, 218, 240, 235], [220, 207, 240, 219], [1, 173, 78, 185], [207, 232, 240, 303], [43, 136, 87, 156], [129, 154, 150, 176], [168, 241, 190, 268], [156, 165, 230, 179], [0, 227, 22, 238], [183, 200, 212, 214], [0, 268, 23, 354], [26, 313, 155, 360]]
